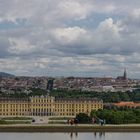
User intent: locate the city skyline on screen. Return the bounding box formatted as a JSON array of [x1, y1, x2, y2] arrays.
[[0, 1, 140, 78], [0, 68, 133, 79]]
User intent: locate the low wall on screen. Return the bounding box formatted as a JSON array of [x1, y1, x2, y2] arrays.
[[0, 125, 139, 132]]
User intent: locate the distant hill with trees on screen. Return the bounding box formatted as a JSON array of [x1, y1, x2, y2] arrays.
[[0, 72, 15, 77]]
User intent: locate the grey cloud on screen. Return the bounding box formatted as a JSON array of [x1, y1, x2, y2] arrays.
[[0, 0, 140, 77], [0, 37, 10, 58]]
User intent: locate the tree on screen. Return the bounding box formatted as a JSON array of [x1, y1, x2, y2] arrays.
[[76, 113, 91, 124]]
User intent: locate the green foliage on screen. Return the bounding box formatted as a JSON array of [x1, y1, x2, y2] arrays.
[[0, 120, 31, 125], [1, 117, 33, 120], [90, 109, 140, 124], [0, 88, 140, 103], [76, 113, 91, 124], [0, 120, 7, 124], [48, 121, 66, 124], [51, 89, 140, 102], [49, 117, 72, 120], [28, 88, 47, 96]]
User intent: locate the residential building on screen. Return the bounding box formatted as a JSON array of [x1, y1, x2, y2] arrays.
[[113, 102, 140, 108]]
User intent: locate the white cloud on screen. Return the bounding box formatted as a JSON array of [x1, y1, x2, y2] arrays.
[[80, 59, 103, 65], [57, 0, 92, 20], [97, 18, 121, 40], [8, 38, 36, 55], [52, 26, 89, 44], [0, 0, 140, 77], [132, 9, 140, 19]]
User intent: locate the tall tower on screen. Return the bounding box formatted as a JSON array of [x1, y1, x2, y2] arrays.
[[47, 79, 54, 92], [123, 68, 127, 80]]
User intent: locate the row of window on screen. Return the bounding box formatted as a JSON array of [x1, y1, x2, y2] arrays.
[[0, 113, 29, 116], [56, 109, 90, 112], [32, 112, 53, 116], [32, 104, 52, 107], [0, 109, 30, 112], [59, 113, 75, 116], [31, 99, 52, 103], [0, 104, 29, 107], [56, 101, 101, 103], [0, 101, 28, 103], [55, 105, 102, 108], [32, 108, 52, 112]]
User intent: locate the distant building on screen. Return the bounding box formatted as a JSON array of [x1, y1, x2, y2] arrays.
[[0, 96, 103, 117], [0, 98, 30, 116], [102, 86, 115, 92], [124, 68, 127, 80], [47, 79, 54, 91], [54, 97, 103, 116], [117, 68, 127, 80], [113, 102, 140, 108]]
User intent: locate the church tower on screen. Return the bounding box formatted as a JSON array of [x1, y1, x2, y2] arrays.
[[123, 68, 127, 80]]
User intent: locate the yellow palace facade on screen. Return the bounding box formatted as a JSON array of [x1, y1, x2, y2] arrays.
[[0, 96, 103, 117]]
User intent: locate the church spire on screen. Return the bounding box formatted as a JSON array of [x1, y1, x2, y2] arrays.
[[124, 68, 127, 80]]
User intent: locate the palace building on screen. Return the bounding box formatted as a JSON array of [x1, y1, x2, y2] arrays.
[[0, 95, 103, 117], [0, 98, 30, 116]]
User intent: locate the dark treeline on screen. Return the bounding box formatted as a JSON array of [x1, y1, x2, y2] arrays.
[[0, 88, 140, 102], [76, 108, 140, 124], [91, 108, 140, 124], [51, 89, 140, 102]]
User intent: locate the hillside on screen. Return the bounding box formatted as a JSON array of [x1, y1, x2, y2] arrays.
[[0, 72, 15, 77]]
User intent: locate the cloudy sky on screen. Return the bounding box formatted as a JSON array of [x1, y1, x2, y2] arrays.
[[0, 0, 140, 78]]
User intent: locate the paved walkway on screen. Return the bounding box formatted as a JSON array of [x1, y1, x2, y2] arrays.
[[2, 123, 140, 127]]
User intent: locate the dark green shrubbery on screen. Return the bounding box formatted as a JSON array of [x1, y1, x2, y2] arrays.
[[90, 108, 140, 124]]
